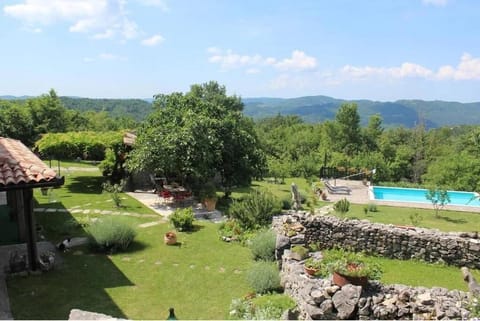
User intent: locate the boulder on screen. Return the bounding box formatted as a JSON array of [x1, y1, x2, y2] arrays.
[[332, 284, 362, 319]]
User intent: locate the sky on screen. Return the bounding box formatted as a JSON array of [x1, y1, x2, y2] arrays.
[[1, 0, 480, 102]]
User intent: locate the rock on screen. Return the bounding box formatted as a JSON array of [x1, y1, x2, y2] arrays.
[[276, 234, 291, 251], [305, 303, 325, 320], [318, 300, 335, 320], [290, 234, 305, 244], [310, 289, 326, 304], [332, 284, 362, 319], [324, 285, 340, 296], [416, 292, 434, 305], [358, 297, 371, 316]]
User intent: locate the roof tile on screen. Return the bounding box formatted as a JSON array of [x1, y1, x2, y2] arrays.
[[0, 137, 59, 188]]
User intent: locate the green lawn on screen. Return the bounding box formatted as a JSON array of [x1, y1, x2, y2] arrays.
[[6, 171, 480, 319]]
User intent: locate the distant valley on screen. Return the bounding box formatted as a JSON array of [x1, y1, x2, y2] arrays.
[[2, 94, 480, 129]]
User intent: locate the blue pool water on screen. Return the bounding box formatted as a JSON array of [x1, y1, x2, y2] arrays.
[[372, 186, 480, 207]]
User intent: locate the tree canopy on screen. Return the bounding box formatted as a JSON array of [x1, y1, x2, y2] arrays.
[[127, 81, 265, 191]]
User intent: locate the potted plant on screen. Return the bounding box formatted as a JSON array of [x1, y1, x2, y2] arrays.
[[327, 250, 382, 287], [290, 245, 309, 261], [164, 231, 177, 245], [304, 257, 324, 277], [200, 182, 218, 212]]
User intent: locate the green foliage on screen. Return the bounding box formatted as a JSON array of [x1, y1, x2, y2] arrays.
[[229, 294, 296, 320], [169, 207, 195, 231], [245, 262, 281, 294], [128, 81, 266, 192], [281, 198, 291, 210], [87, 217, 137, 253], [290, 245, 309, 260], [334, 198, 350, 214], [218, 219, 244, 240], [367, 203, 378, 212], [35, 131, 124, 160], [425, 187, 451, 217], [250, 230, 276, 261], [309, 248, 383, 280], [409, 212, 423, 226], [102, 180, 125, 207], [468, 296, 480, 318], [228, 190, 281, 229]]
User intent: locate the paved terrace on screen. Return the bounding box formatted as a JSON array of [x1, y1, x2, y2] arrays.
[[325, 179, 480, 213]]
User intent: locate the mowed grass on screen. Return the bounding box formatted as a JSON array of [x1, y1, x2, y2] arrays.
[[7, 219, 253, 320], [8, 165, 253, 319]]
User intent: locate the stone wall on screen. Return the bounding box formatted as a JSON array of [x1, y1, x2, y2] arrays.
[[279, 212, 480, 269], [280, 252, 471, 320]]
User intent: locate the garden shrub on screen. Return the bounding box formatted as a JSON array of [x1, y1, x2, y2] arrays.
[[229, 294, 295, 320], [334, 198, 350, 214], [250, 229, 276, 261], [87, 217, 137, 253], [246, 261, 281, 294], [367, 202, 378, 212], [228, 190, 281, 229], [281, 198, 291, 210], [170, 207, 195, 231], [218, 219, 244, 240], [102, 180, 125, 207]]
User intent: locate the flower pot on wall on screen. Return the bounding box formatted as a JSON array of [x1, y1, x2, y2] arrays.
[[332, 271, 368, 287]]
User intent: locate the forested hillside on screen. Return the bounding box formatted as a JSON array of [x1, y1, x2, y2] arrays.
[[243, 96, 480, 128], [60, 97, 152, 121]]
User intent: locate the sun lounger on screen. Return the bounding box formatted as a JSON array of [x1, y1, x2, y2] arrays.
[[323, 180, 351, 194]]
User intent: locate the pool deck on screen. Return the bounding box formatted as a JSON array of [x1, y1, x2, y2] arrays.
[[324, 179, 480, 213]]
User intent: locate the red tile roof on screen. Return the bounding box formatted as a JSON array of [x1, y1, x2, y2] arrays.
[[0, 137, 61, 189]]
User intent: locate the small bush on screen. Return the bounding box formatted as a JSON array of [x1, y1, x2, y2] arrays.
[[229, 294, 296, 320], [334, 198, 350, 214], [367, 203, 378, 212], [281, 198, 291, 210], [170, 207, 195, 231], [250, 230, 276, 261], [246, 261, 281, 294], [102, 180, 125, 207], [228, 190, 281, 230], [87, 217, 136, 253]]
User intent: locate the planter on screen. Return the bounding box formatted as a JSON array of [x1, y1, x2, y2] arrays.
[[332, 271, 368, 287], [164, 232, 177, 245], [203, 198, 217, 212], [304, 266, 320, 277]]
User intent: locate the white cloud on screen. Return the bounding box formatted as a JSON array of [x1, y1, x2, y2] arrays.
[[141, 34, 165, 46], [4, 0, 140, 41], [274, 50, 317, 71], [436, 53, 480, 80], [207, 48, 319, 73], [422, 0, 448, 7], [246, 68, 260, 75], [340, 53, 480, 81]]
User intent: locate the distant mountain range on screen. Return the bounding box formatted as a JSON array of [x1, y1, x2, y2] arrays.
[[2, 94, 480, 129], [242, 96, 480, 128]]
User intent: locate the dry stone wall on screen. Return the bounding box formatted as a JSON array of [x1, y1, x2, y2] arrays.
[[273, 212, 478, 320], [280, 252, 471, 320], [281, 212, 480, 269]]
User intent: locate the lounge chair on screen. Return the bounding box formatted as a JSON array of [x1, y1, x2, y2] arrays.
[[323, 179, 352, 195]]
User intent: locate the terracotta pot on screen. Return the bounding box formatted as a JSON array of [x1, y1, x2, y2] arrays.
[[304, 266, 319, 277], [204, 198, 217, 212], [164, 232, 177, 245], [332, 271, 368, 287]]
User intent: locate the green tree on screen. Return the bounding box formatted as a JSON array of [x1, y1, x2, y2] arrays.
[[334, 103, 362, 156], [127, 81, 265, 192], [425, 187, 450, 218]]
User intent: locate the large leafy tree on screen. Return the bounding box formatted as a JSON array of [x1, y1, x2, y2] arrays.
[[127, 81, 265, 191]]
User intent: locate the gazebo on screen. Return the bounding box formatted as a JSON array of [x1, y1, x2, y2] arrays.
[[0, 137, 64, 271]]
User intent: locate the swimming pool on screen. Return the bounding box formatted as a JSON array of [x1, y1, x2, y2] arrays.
[[371, 186, 480, 207]]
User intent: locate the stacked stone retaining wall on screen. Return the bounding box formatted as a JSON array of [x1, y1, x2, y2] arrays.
[[289, 213, 480, 269], [280, 252, 471, 320]]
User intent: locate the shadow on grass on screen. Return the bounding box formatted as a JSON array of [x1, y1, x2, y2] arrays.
[[185, 224, 205, 233], [7, 200, 134, 320], [436, 215, 467, 224], [67, 176, 104, 194]]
